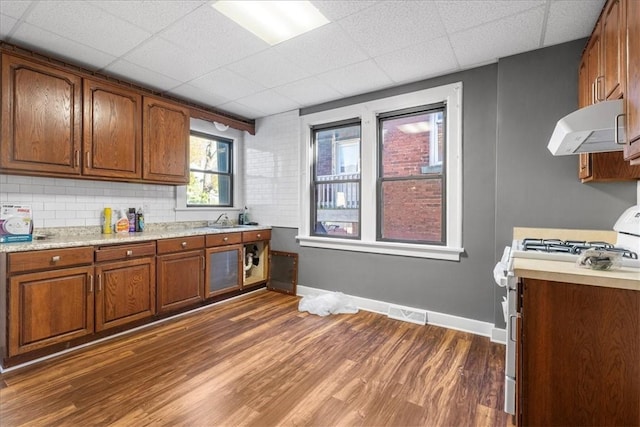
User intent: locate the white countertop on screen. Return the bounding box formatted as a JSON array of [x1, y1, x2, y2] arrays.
[[0, 224, 271, 253], [512, 227, 639, 291]]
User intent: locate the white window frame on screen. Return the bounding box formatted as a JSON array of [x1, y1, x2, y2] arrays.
[[175, 118, 244, 222], [297, 82, 463, 261]]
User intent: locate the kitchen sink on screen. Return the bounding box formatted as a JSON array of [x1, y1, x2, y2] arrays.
[[200, 224, 254, 229]]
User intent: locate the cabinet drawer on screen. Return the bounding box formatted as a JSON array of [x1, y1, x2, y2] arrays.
[[206, 232, 242, 247], [156, 236, 205, 254], [242, 229, 271, 242], [8, 247, 93, 274], [95, 241, 156, 262]]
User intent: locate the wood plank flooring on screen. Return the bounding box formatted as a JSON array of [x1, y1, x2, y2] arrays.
[[0, 290, 510, 426]]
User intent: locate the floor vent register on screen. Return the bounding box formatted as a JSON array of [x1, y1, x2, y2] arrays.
[[387, 304, 428, 325]]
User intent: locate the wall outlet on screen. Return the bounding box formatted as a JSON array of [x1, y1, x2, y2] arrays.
[[143, 204, 150, 215]]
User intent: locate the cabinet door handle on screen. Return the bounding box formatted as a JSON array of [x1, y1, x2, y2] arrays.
[[223, 237, 228, 242], [257, 233, 261, 238], [98, 274, 102, 292], [85, 151, 91, 168], [74, 150, 80, 167], [89, 275, 94, 293], [591, 81, 596, 104], [595, 75, 604, 102], [51, 255, 60, 263], [181, 241, 188, 248], [126, 249, 133, 256], [615, 113, 625, 145]]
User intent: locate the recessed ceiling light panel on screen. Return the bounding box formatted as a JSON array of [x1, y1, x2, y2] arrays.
[[212, 1, 330, 45]]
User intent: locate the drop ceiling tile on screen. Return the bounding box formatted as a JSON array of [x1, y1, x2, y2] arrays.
[[24, 1, 151, 56], [337, 1, 446, 57], [318, 60, 393, 96], [217, 101, 266, 120], [0, 14, 18, 38], [450, 6, 545, 68], [227, 49, 310, 89], [0, 1, 33, 19], [123, 37, 214, 82], [235, 90, 300, 117], [436, 0, 544, 34], [313, 0, 379, 21], [166, 83, 231, 107], [103, 59, 181, 92], [275, 23, 368, 75], [188, 68, 266, 102], [11, 22, 117, 70], [543, 0, 604, 47], [90, 0, 206, 33], [160, 5, 268, 68], [274, 76, 343, 106], [375, 37, 458, 84]]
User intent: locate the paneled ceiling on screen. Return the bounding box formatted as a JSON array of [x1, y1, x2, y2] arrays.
[[0, 0, 604, 121]]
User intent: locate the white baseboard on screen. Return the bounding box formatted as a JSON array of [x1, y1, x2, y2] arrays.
[[297, 285, 505, 344]]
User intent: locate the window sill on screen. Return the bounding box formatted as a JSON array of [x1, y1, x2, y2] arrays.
[[296, 236, 463, 261]]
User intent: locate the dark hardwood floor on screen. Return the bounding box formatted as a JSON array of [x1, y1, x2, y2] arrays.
[[0, 290, 510, 426]]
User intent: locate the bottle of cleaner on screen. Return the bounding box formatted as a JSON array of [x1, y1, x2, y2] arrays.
[[128, 208, 136, 232], [115, 209, 129, 233], [136, 207, 144, 232]]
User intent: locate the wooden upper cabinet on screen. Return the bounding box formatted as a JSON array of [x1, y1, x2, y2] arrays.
[[601, 0, 625, 100], [1, 53, 82, 175], [624, 0, 640, 160], [585, 25, 602, 104], [142, 96, 190, 184], [83, 78, 142, 180]]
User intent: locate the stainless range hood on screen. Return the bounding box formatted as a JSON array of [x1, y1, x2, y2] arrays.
[[547, 99, 624, 156]]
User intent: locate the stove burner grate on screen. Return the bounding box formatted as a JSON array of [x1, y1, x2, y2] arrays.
[[521, 238, 637, 259]]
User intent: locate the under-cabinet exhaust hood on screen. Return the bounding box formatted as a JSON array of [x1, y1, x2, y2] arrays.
[[547, 99, 624, 156]]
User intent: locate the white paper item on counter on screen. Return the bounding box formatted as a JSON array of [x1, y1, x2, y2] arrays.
[[0, 204, 33, 243]]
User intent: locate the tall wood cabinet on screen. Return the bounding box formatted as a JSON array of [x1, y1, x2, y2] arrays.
[[143, 96, 190, 184], [518, 279, 639, 426], [83, 78, 142, 180], [577, 0, 640, 181], [0, 53, 82, 176]]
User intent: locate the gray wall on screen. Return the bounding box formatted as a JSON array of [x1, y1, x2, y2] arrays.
[[273, 39, 637, 327], [494, 39, 637, 324]]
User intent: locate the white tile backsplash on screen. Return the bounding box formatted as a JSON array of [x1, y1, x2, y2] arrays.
[[243, 110, 300, 228], [0, 175, 176, 230]]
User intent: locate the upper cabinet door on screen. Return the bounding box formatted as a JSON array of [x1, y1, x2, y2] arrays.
[[624, 0, 640, 160], [602, 0, 625, 100], [83, 78, 142, 180], [1, 53, 82, 175], [142, 96, 190, 184]]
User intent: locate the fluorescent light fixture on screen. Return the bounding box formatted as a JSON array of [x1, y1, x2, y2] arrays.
[[398, 122, 431, 134], [212, 1, 330, 45]]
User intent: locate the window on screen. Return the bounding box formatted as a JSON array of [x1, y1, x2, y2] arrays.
[[298, 82, 463, 260], [187, 131, 233, 207], [378, 105, 445, 244], [312, 121, 361, 238]]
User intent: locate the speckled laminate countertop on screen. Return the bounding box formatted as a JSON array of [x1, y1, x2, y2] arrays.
[[0, 222, 271, 253]]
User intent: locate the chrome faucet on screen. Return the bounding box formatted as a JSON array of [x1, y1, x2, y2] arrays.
[[213, 213, 229, 225]]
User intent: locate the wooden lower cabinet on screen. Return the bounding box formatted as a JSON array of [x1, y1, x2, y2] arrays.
[[156, 250, 204, 314], [9, 266, 94, 356], [519, 279, 639, 426], [94, 257, 155, 332]]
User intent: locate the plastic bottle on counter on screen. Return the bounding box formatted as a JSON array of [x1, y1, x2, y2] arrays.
[[115, 209, 129, 233], [102, 207, 112, 234], [136, 207, 144, 232], [128, 208, 136, 232]]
